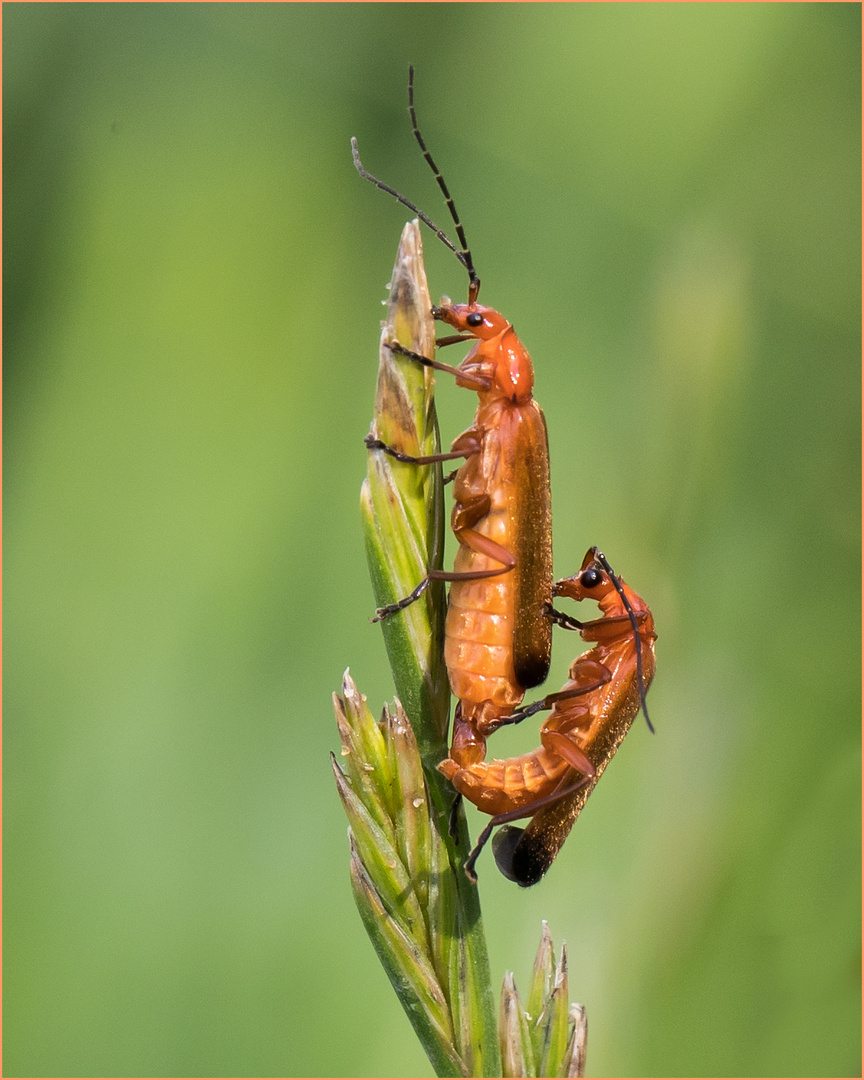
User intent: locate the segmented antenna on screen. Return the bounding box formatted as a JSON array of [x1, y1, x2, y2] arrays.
[[596, 551, 655, 734], [351, 66, 481, 304], [407, 66, 480, 304]]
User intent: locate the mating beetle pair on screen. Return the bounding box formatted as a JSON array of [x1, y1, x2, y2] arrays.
[[355, 68, 656, 886]]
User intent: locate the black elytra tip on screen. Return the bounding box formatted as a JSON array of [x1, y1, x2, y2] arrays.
[[492, 825, 550, 888]]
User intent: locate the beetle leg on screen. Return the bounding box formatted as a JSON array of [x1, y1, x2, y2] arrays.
[[371, 576, 432, 622], [434, 333, 474, 348], [455, 529, 516, 569], [496, 661, 611, 726], [368, 438, 492, 619], [546, 603, 585, 631], [492, 697, 549, 727], [365, 426, 481, 467], [421, 526, 516, 589], [364, 433, 467, 466], [542, 731, 595, 779], [387, 341, 492, 391]]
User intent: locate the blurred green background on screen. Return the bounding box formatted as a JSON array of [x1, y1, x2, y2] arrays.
[[4, 4, 860, 1077]]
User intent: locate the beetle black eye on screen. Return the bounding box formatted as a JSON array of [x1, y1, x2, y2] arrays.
[[466, 312, 484, 327], [580, 568, 603, 589]]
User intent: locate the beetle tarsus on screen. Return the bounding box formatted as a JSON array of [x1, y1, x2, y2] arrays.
[[371, 577, 431, 622], [364, 435, 418, 464]]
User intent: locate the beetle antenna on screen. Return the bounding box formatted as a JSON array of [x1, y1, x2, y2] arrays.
[[351, 138, 469, 273], [350, 68, 481, 305], [596, 551, 655, 734], [407, 66, 480, 305]]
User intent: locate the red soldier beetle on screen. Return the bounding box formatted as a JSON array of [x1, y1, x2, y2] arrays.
[[438, 548, 657, 885], [353, 67, 553, 735]]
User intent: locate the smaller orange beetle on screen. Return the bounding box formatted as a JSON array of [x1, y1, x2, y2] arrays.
[[438, 548, 656, 884]]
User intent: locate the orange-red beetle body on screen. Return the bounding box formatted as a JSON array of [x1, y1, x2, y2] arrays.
[[354, 71, 553, 735], [433, 301, 552, 734], [439, 548, 656, 884]]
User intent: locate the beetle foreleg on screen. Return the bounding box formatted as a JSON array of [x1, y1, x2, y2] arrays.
[[434, 333, 474, 348], [386, 341, 491, 391], [546, 604, 586, 632], [497, 661, 611, 726]]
